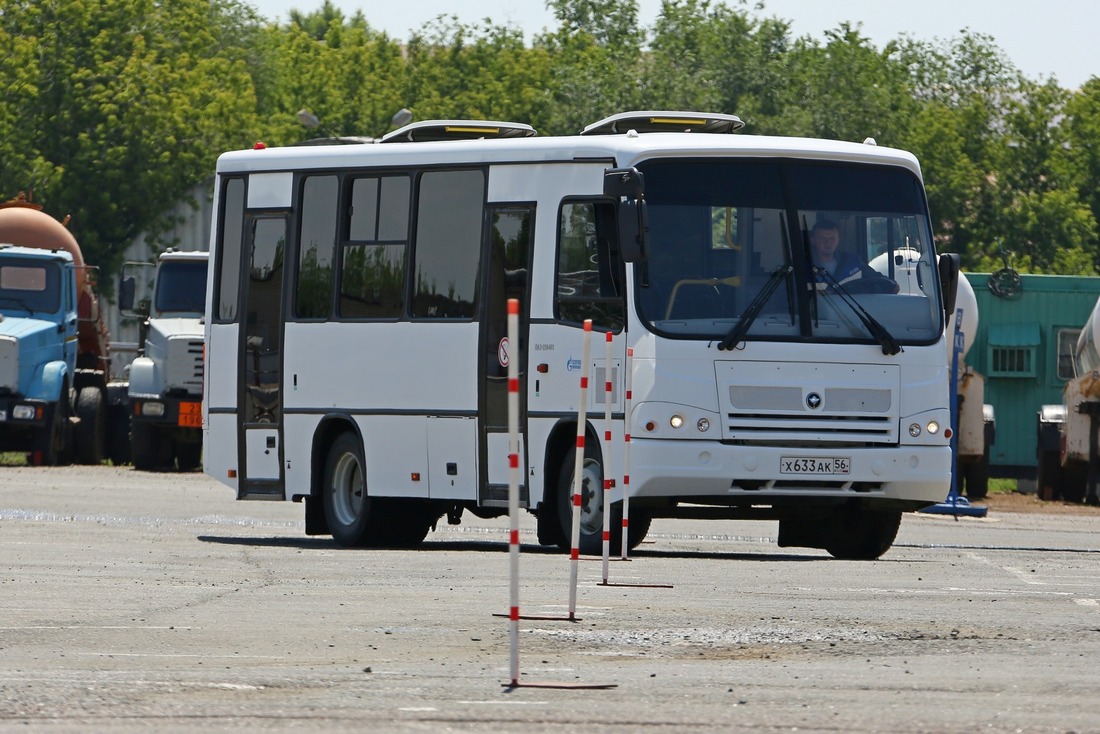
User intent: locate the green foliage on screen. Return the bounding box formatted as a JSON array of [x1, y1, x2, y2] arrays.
[[0, 0, 260, 274], [1, 0, 1098, 281]]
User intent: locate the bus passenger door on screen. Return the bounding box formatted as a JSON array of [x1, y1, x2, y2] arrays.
[[479, 206, 533, 507], [238, 214, 287, 495]]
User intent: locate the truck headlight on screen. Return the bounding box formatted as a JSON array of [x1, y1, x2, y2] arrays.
[[141, 401, 165, 417], [12, 405, 35, 420]]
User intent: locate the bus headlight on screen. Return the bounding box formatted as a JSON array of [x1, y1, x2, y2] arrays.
[[926, 421, 940, 435], [908, 423, 921, 437], [697, 418, 710, 432], [670, 414, 684, 429]]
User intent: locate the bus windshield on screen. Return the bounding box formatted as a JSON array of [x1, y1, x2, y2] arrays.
[[635, 158, 942, 346], [155, 259, 208, 315]]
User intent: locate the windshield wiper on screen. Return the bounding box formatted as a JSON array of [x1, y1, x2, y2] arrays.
[[813, 267, 902, 356], [718, 264, 792, 351]]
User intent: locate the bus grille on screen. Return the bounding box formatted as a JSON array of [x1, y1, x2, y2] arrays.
[[718, 362, 899, 444]]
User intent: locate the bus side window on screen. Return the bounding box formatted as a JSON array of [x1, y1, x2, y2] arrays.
[[339, 175, 410, 319], [555, 200, 624, 331], [214, 177, 245, 322], [411, 169, 484, 319], [294, 175, 337, 320]]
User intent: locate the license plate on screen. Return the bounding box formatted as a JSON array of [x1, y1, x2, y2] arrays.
[[780, 456, 850, 475], [177, 401, 202, 428]]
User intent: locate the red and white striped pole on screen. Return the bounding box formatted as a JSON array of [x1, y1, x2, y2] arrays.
[[621, 347, 634, 560], [506, 298, 521, 686], [567, 319, 593, 621], [601, 330, 613, 583]]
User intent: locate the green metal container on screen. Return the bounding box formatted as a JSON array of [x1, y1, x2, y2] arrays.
[[965, 271, 1100, 477]]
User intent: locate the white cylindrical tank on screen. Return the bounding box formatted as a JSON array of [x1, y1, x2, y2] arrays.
[[869, 249, 977, 359], [1074, 295, 1100, 376], [951, 274, 979, 360]]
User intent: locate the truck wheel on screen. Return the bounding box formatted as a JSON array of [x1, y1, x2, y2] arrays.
[[963, 454, 989, 500], [175, 441, 202, 472], [107, 404, 131, 465], [131, 423, 165, 471], [1036, 448, 1062, 501], [822, 508, 902, 560], [1061, 462, 1088, 504], [74, 387, 106, 465], [34, 395, 71, 466]]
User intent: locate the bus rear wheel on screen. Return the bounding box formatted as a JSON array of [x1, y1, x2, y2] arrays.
[[323, 432, 378, 547]]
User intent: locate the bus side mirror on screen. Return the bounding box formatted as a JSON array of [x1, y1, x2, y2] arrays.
[[604, 167, 648, 263], [937, 252, 960, 320]]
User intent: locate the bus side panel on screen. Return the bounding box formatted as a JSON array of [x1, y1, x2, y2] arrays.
[[282, 321, 480, 500], [283, 413, 319, 499], [361, 415, 428, 499], [207, 324, 239, 409], [426, 416, 477, 500], [204, 322, 239, 489], [205, 413, 238, 491], [283, 322, 479, 413]]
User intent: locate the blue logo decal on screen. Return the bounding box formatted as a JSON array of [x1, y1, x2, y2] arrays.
[[566, 356, 582, 372]]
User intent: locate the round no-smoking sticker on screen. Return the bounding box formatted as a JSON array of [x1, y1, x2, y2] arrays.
[[498, 337, 510, 368]]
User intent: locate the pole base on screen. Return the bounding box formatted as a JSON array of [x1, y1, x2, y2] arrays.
[[918, 496, 988, 517]]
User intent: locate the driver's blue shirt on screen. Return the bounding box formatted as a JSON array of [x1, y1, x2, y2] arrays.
[[811, 251, 868, 289]]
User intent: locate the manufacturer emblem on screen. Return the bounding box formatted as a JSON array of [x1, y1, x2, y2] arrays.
[[806, 392, 822, 410]]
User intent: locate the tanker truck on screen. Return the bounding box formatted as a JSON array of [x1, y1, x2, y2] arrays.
[[0, 193, 125, 465], [951, 274, 996, 499], [1038, 294, 1100, 504], [872, 250, 994, 499]]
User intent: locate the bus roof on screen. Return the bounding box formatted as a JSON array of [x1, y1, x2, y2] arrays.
[[220, 114, 922, 179]]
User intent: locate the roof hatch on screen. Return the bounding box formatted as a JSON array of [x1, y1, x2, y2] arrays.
[[379, 120, 537, 144], [581, 111, 745, 136]]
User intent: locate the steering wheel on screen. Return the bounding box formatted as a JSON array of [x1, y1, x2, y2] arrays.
[[841, 273, 899, 295]]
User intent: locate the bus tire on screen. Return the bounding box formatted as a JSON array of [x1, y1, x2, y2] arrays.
[[323, 432, 377, 547], [74, 386, 106, 465], [372, 499, 437, 548], [822, 508, 901, 560], [557, 443, 613, 556]]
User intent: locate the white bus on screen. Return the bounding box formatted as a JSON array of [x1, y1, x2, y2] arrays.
[[204, 111, 960, 559]]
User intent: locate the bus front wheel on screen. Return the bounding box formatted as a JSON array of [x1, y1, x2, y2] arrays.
[[555, 445, 651, 555], [323, 432, 377, 547], [822, 508, 902, 560]]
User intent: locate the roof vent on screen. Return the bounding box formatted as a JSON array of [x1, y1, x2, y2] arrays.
[[379, 120, 536, 144], [581, 111, 745, 136]]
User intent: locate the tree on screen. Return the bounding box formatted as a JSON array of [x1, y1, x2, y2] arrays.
[[0, 0, 262, 273]]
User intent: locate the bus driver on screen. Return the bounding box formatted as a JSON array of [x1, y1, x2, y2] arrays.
[[808, 219, 897, 292]]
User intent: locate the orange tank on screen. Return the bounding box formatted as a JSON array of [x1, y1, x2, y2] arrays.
[[0, 194, 110, 365]]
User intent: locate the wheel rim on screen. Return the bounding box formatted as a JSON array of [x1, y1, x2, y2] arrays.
[[330, 450, 364, 527], [576, 458, 603, 536]]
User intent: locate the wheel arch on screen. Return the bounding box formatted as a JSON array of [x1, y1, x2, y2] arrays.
[[302, 414, 363, 536], [308, 413, 363, 502]]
